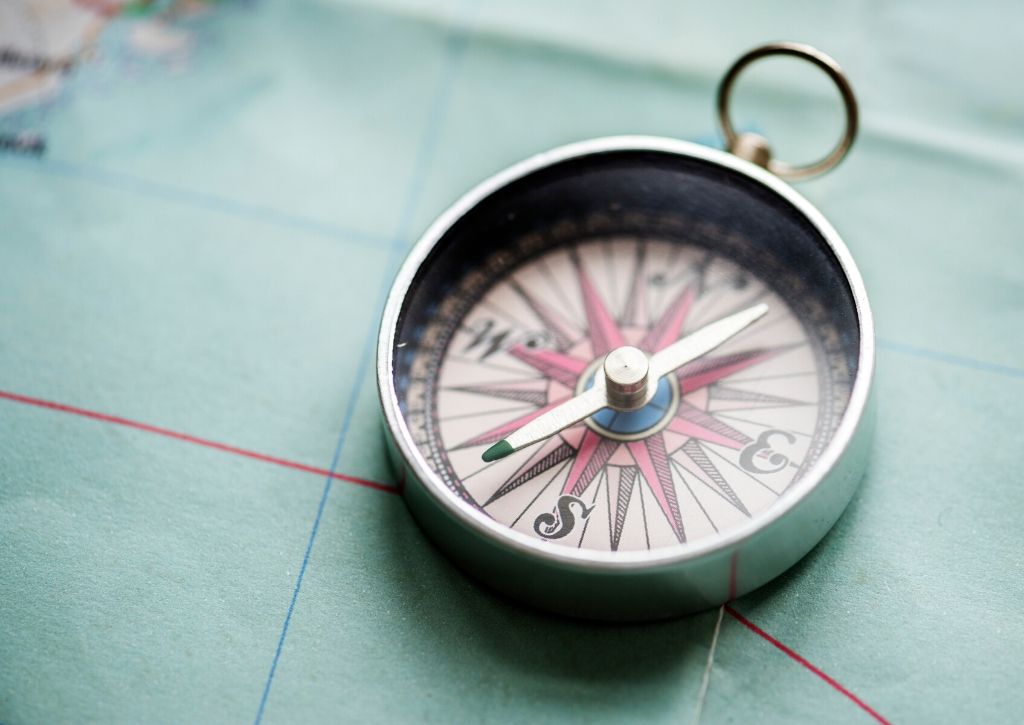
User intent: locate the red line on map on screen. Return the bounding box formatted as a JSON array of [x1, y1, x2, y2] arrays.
[[72, 0, 121, 18], [727, 551, 738, 600], [724, 606, 891, 725], [0, 389, 398, 495], [0, 389, 891, 721]]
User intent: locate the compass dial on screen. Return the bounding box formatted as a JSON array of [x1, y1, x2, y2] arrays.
[[399, 212, 855, 555]]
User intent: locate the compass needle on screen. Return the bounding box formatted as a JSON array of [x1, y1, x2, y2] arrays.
[[485, 387, 607, 460], [483, 304, 769, 461], [649, 303, 769, 379]]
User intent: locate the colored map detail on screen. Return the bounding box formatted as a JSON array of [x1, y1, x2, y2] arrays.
[[0, 0, 211, 154]]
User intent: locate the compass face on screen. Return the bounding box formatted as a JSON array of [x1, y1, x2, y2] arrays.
[[389, 147, 862, 562], [429, 237, 847, 552]]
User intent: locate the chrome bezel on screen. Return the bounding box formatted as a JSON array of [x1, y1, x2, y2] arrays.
[[376, 136, 874, 607]]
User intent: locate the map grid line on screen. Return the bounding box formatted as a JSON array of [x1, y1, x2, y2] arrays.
[[251, 5, 476, 722]]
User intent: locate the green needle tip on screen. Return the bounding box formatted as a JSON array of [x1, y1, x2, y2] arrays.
[[482, 440, 513, 462]]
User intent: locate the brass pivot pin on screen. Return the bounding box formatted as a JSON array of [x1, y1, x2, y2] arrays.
[[603, 346, 651, 411]]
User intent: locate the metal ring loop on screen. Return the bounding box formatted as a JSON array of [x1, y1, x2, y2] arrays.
[[716, 42, 859, 181]]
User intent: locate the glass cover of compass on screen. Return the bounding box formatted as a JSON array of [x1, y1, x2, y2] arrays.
[[377, 137, 874, 620]]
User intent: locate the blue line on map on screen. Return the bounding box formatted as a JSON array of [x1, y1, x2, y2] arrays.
[[251, 423, 344, 724], [878, 338, 1024, 380], [253, 11, 474, 725], [4, 155, 390, 249], [390, 34, 469, 242]]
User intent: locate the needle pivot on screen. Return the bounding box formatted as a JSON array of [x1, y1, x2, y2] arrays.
[[603, 346, 650, 411]]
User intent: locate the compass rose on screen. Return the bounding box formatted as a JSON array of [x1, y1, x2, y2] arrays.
[[446, 248, 806, 549]]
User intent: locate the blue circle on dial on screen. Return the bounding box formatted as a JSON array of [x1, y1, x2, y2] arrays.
[[585, 373, 674, 435]]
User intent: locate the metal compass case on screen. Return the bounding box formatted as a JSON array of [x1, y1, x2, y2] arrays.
[[377, 43, 874, 621]]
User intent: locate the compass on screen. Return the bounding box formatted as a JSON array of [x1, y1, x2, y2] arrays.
[[376, 43, 874, 620]]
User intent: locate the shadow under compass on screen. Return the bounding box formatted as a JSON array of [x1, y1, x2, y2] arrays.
[[730, 456, 882, 612], [377, 500, 718, 715]]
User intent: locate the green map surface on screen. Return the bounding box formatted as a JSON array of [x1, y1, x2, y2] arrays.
[[1, 1, 1022, 722]]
